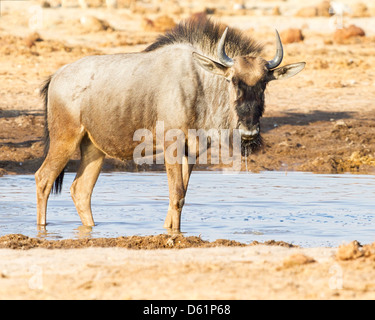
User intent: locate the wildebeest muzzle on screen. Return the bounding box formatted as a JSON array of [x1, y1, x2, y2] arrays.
[[239, 122, 262, 156]]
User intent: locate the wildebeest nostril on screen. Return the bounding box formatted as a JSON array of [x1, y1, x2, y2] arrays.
[[239, 123, 260, 139]]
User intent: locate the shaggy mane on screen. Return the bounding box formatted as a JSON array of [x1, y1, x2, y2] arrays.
[[144, 17, 264, 59]]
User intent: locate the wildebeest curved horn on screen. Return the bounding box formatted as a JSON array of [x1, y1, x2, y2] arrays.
[[266, 30, 284, 70], [217, 27, 234, 67]]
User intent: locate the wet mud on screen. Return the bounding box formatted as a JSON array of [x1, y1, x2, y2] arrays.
[[0, 233, 295, 250]]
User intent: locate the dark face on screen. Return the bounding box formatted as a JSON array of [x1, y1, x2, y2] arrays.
[[230, 56, 268, 156], [192, 46, 305, 158], [233, 77, 266, 156]]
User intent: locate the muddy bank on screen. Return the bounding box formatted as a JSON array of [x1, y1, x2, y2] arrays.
[[0, 233, 295, 250]]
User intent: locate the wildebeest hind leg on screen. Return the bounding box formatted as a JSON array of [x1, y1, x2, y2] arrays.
[[35, 134, 83, 226], [70, 134, 105, 226]]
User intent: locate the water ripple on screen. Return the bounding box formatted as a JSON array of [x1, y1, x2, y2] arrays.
[[0, 171, 375, 247]]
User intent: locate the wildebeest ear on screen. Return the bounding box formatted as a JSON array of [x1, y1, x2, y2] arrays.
[[268, 62, 306, 81], [192, 52, 230, 78]]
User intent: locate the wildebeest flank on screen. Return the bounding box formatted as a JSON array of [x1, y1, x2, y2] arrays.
[[35, 18, 305, 231]]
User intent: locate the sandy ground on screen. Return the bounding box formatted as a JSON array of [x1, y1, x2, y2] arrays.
[[0, 238, 374, 300], [1, 0, 375, 299]]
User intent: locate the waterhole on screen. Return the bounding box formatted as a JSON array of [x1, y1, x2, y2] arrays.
[[0, 171, 374, 247]]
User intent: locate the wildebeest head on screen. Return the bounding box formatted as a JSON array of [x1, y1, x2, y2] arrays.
[[193, 27, 305, 156]]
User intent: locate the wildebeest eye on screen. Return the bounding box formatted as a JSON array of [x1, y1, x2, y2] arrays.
[[236, 87, 243, 99]]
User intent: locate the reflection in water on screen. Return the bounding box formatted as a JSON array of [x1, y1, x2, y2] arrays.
[[0, 171, 375, 247], [75, 225, 93, 239], [36, 225, 47, 238]]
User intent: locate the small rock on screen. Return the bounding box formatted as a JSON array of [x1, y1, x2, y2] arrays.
[[142, 15, 176, 32], [347, 24, 366, 37], [317, 0, 331, 17], [278, 141, 291, 147], [41, 1, 51, 8], [280, 28, 304, 44], [272, 6, 281, 16], [351, 2, 370, 17], [282, 253, 316, 268], [334, 119, 348, 128], [24, 32, 43, 48], [295, 6, 318, 17], [80, 16, 114, 32], [333, 24, 365, 44], [336, 241, 363, 260], [166, 238, 174, 247]]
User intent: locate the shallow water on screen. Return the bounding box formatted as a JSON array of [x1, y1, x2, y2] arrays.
[[0, 171, 374, 247]]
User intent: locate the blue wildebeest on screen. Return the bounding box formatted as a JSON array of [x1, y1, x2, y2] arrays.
[[36, 18, 305, 231]]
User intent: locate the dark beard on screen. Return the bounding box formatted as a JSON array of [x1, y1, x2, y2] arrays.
[[241, 135, 263, 156]]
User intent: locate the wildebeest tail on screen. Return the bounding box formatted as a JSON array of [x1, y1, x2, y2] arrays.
[[40, 75, 65, 194]]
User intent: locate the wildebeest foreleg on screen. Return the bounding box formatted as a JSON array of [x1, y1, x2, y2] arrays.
[[182, 155, 194, 192], [164, 157, 193, 231]]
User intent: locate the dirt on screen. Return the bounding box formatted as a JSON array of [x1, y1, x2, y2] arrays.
[[0, 233, 296, 250], [1, 0, 375, 299], [0, 237, 374, 299]]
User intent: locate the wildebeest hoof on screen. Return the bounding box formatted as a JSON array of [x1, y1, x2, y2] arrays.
[[165, 227, 182, 235]]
